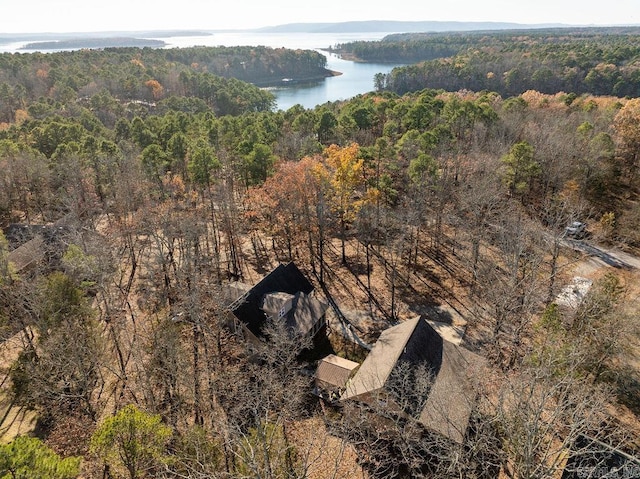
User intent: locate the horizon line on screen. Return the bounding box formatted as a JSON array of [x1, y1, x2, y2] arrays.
[[3, 20, 640, 37]]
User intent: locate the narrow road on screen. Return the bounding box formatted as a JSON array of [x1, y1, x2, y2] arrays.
[[565, 238, 640, 270]]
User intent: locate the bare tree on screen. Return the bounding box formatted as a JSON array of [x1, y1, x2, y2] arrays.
[[495, 359, 619, 479], [10, 272, 105, 421], [473, 204, 546, 368], [328, 361, 500, 479]]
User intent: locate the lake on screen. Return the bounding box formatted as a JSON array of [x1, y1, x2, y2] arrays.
[[155, 32, 406, 110], [0, 31, 407, 110], [264, 52, 402, 111]]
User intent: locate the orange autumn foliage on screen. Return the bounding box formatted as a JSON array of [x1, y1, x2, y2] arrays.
[[145, 79, 164, 100]]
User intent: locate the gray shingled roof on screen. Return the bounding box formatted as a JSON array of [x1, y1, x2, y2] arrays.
[[418, 340, 481, 444], [315, 354, 360, 390], [341, 317, 485, 444], [342, 318, 421, 399], [7, 235, 45, 272], [286, 292, 328, 336], [261, 291, 295, 317], [228, 262, 314, 337]]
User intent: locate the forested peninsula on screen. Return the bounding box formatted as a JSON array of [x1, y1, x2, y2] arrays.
[[0, 45, 331, 122], [1, 26, 640, 479], [334, 27, 640, 97]]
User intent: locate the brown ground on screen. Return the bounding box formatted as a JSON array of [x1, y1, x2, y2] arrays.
[[0, 329, 37, 444], [2, 216, 639, 470], [289, 416, 368, 479]]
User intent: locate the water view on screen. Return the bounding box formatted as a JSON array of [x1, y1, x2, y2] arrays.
[[157, 31, 406, 110], [265, 52, 401, 111], [0, 31, 406, 110]]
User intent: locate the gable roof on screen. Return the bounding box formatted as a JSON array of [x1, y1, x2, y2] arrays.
[[7, 235, 45, 272], [342, 317, 446, 398], [229, 262, 317, 337], [286, 291, 328, 336], [342, 317, 429, 399], [261, 291, 296, 317], [5, 223, 74, 274], [342, 317, 484, 444], [316, 354, 360, 390], [418, 341, 481, 444]]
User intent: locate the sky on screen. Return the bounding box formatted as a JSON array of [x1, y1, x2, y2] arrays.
[[2, 0, 639, 34]]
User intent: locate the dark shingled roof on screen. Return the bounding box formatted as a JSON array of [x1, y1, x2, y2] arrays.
[[342, 317, 485, 444], [230, 262, 315, 338]]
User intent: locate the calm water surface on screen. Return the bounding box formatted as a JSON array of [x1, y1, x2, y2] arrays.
[[157, 32, 406, 110], [266, 52, 401, 110], [0, 31, 407, 110]]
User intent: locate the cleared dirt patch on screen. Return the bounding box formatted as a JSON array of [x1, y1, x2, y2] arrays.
[[0, 329, 37, 443]]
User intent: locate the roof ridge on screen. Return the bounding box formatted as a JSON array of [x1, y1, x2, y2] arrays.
[[390, 316, 422, 364]]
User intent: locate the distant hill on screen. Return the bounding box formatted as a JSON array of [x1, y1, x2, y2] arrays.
[[1, 30, 212, 40], [255, 20, 571, 34]]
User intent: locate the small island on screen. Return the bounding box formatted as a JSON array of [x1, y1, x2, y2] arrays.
[[21, 37, 167, 50]]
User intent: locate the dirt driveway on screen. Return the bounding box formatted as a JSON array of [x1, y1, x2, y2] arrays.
[[567, 239, 640, 274]]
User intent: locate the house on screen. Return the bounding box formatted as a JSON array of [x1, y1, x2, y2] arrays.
[[341, 316, 486, 444], [225, 262, 329, 345], [4, 223, 71, 274], [314, 354, 360, 401], [7, 234, 46, 273]]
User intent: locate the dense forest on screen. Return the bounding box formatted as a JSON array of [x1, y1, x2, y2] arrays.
[[335, 28, 640, 97], [0, 28, 640, 478], [0, 45, 331, 123]]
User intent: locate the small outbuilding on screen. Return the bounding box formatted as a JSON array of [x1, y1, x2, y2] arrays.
[[4, 222, 71, 274], [314, 354, 360, 401]]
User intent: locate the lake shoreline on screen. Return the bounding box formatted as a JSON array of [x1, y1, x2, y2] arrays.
[[0, 31, 401, 110], [253, 68, 343, 87], [20, 37, 167, 50]]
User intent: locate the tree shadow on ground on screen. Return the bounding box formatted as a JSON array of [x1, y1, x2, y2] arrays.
[[612, 365, 640, 417]]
